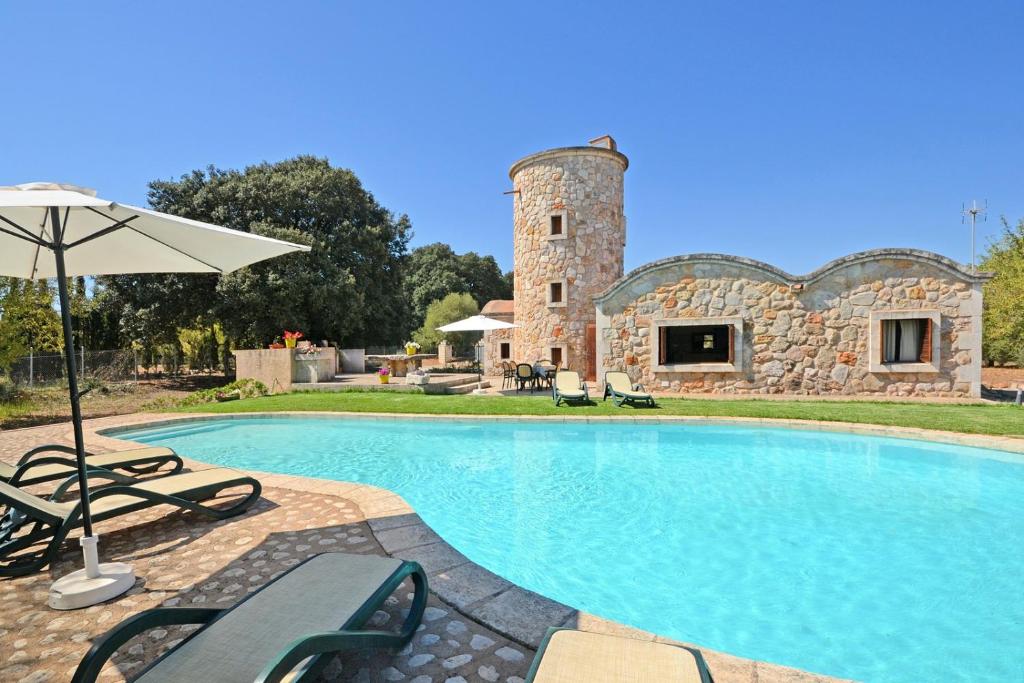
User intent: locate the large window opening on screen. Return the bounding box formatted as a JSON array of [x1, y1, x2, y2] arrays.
[[499, 342, 511, 360], [882, 318, 932, 363], [658, 324, 732, 365]]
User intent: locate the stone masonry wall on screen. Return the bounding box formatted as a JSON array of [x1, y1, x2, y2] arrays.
[[511, 147, 627, 374], [595, 253, 987, 397]]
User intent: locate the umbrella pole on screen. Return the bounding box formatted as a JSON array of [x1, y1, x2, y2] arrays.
[[47, 206, 135, 609]]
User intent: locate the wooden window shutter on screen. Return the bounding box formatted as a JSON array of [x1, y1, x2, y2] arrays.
[[658, 326, 667, 365], [728, 325, 735, 363], [919, 319, 933, 363]]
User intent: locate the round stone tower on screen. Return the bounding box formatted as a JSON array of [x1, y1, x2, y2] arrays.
[[509, 136, 628, 377]]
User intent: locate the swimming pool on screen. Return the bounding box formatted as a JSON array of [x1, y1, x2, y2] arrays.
[[113, 416, 1024, 682]]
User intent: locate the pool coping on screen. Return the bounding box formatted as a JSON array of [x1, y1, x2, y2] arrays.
[[66, 408, 1024, 682]]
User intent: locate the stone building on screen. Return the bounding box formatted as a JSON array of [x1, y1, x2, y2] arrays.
[[484, 137, 990, 398]]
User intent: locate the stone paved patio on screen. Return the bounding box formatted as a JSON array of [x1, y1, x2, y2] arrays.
[[1, 414, 857, 682]]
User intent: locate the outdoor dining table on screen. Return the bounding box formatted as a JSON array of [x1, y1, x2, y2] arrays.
[[530, 363, 556, 391]]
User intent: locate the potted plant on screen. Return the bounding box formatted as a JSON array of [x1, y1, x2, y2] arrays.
[[283, 330, 303, 349], [404, 341, 421, 357], [378, 367, 391, 384]]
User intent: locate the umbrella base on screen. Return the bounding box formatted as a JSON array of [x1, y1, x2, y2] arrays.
[[48, 536, 135, 610], [48, 562, 136, 610]]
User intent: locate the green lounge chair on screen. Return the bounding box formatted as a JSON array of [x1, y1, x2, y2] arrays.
[[1, 444, 183, 488], [0, 467, 261, 576], [602, 371, 656, 407], [72, 552, 428, 683], [525, 628, 714, 682], [552, 370, 589, 406]]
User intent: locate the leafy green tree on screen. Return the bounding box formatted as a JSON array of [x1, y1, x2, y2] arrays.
[[981, 217, 1024, 365], [404, 243, 511, 328], [0, 278, 63, 372], [412, 292, 479, 353], [97, 156, 411, 348]]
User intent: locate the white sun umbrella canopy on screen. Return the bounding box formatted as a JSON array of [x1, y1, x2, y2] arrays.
[[0, 183, 311, 609], [436, 315, 517, 394]]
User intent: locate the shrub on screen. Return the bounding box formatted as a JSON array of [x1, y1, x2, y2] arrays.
[[176, 378, 269, 407], [0, 374, 22, 403]]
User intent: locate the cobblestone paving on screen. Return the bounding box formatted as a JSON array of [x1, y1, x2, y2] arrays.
[[0, 483, 532, 683]]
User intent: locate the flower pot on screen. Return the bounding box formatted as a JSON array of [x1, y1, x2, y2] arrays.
[[379, 375, 390, 384], [405, 345, 418, 356], [285, 339, 297, 349]]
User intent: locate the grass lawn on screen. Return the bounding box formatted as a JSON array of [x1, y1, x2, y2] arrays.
[[177, 390, 1024, 438]]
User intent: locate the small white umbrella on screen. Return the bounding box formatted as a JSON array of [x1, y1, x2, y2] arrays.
[[436, 315, 517, 394], [0, 182, 310, 609]]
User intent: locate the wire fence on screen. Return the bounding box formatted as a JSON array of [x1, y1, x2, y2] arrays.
[[6, 348, 236, 387]]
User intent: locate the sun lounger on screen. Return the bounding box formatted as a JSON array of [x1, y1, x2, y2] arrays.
[[602, 371, 656, 407], [1, 444, 183, 487], [71, 552, 427, 683], [0, 467, 260, 576], [553, 370, 589, 406], [525, 628, 714, 682]]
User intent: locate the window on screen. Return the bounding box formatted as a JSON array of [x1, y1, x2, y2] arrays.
[[499, 342, 511, 360], [658, 324, 733, 365], [550, 347, 563, 366], [545, 210, 568, 241], [547, 279, 567, 307], [881, 319, 932, 364], [550, 214, 563, 236], [650, 316, 743, 373], [869, 310, 940, 373]]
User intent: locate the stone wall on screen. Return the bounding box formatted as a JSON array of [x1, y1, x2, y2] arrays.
[[595, 251, 990, 398], [510, 145, 628, 375]]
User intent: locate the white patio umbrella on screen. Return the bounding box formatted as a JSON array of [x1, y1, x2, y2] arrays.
[[0, 182, 310, 609], [436, 315, 517, 394]]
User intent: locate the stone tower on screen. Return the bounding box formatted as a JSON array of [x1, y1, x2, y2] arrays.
[[509, 136, 628, 377]]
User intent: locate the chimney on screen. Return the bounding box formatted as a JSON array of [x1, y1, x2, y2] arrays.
[[588, 134, 617, 151]]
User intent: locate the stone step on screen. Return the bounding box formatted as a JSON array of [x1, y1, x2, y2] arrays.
[[444, 379, 491, 394]]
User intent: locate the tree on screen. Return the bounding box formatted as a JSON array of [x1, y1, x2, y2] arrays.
[[97, 156, 411, 348], [404, 243, 512, 327], [0, 278, 63, 372], [412, 293, 479, 353], [981, 217, 1024, 366]]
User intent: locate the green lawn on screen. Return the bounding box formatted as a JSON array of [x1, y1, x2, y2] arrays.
[[177, 390, 1024, 438]]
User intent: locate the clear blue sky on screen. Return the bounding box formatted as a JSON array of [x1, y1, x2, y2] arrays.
[[3, 2, 1021, 274]]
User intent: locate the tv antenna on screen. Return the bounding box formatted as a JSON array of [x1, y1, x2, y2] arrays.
[[962, 199, 987, 273]]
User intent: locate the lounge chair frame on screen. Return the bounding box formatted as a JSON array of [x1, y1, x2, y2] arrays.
[[0, 469, 260, 577], [552, 371, 589, 406], [524, 627, 715, 683], [3, 443, 183, 487], [602, 371, 656, 408], [71, 553, 428, 683]]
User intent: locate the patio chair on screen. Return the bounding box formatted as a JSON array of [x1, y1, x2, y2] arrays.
[[552, 370, 589, 406], [1, 444, 183, 488], [524, 628, 714, 682], [603, 371, 656, 407], [0, 467, 261, 577], [501, 361, 517, 390], [72, 552, 428, 683], [515, 363, 536, 393]]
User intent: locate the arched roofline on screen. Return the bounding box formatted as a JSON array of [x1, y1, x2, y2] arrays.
[[594, 248, 992, 303]]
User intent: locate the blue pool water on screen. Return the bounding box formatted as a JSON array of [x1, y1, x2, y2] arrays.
[[115, 417, 1024, 682]]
